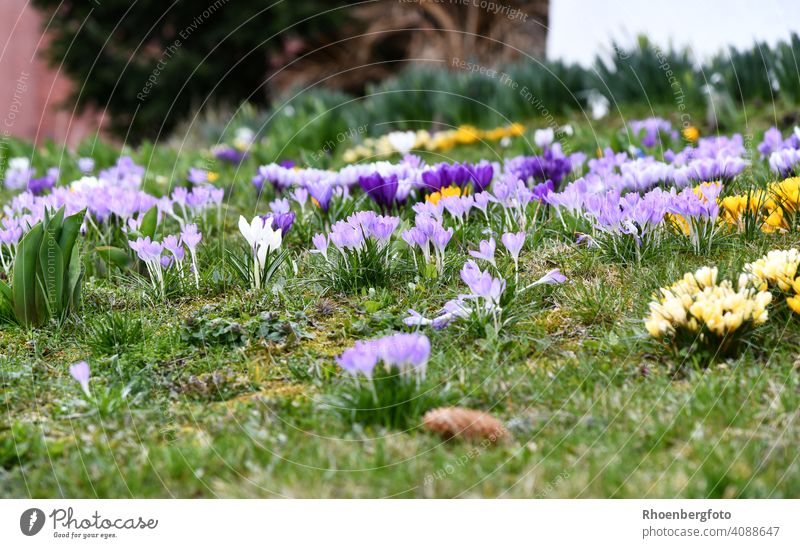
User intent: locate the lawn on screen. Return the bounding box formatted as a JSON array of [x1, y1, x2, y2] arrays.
[[1, 103, 800, 498]]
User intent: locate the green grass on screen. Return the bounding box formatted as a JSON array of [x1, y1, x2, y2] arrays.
[[2, 106, 800, 498]]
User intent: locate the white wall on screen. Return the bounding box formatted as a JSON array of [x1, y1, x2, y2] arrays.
[[548, 0, 800, 66]]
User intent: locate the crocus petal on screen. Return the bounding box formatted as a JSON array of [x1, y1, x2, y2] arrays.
[[69, 361, 91, 397], [533, 268, 567, 286]]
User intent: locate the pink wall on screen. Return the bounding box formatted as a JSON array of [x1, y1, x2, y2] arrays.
[[0, 0, 102, 147]]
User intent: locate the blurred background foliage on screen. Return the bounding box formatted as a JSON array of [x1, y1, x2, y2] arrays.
[[29, 0, 800, 150], [31, 0, 356, 140], [30, 0, 549, 142]]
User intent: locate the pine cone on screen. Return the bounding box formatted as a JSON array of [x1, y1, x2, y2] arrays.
[[423, 407, 508, 444]]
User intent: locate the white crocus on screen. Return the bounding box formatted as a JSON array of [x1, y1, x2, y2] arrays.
[[534, 128, 554, 148], [238, 215, 267, 250], [9, 157, 30, 171], [239, 215, 282, 289], [387, 131, 416, 155], [259, 223, 282, 254]]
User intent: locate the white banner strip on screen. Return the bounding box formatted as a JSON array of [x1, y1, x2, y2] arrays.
[[2, 499, 798, 547]]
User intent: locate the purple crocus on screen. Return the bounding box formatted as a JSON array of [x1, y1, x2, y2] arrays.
[[162, 234, 185, 262], [264, 211, 295, 236], [290, 187, 308, 209], [69, 361, 91, 397], [129, 236, 163, 262], [368, 215, 400, 242], [403, 309, 433, 327], [468, 161, 494, 193], [505, 149, 572, 188], [77, 157, 95, 174], [359, 172, 398, 210], [213, 145, 247, 164], [460, 260, 505, 306], [181, 224, 202, 250], [421, 169, 443, 192], [269, 198, 290, 213], [27, 175, 55, 196], [306, 181, 333, 212], [431, 225, 453, 252], [311, 233, 328, 260], [630, 117, 672, 148], [532, 268, 567, 286], [180, 224, 202, 288], [376, 333, 431, 373], [336, 333, 430, 380], [336, 340, 379, 379], [469, 237, 496, 266], [187, 168, 210, 184], [501, 231, 525, 262]]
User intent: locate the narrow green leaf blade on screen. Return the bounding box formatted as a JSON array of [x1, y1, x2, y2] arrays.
[[58, 208, 86, 264], [38, 230, 65, 321], [12, 223, 44, 327]]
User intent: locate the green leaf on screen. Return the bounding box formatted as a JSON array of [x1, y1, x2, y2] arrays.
[[48, 207, 65, 241], [363, 300, 382, 313], [12, 223, 44, 327], [65, 244, 83, 314], [139, 206, 158, 239], [58, 208, 86, 263], [0, 279, 12, 306], [38, 229, 65, 322], [95, 246, 132, 270]]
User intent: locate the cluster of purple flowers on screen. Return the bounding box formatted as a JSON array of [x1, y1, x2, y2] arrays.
[[128, 224, 203, 292], [3, 157, 224, 251], [420, 160, 495, 193], [4, 157, 154, 232], [312, 211, 400, 259], [404, 257, 564, 331], [358, 172, 401, 210], [582, 188, 671, 245], [669, 183, 722, 253], [27, 168, 59, 196], [405, 260, 507, 329], [253, 150, 578, 222], [3, 157, 64, 196], [758, 126, 800, 158], [0, 218, 24, 273], [162, 185, 224, 226], [336, 332, 430, 381], [4, 157, 36, 190], [212, 145, 247, 164], [401, 213, 454, 274], [548, 177, 723, 257], [492, 174, 552, 230], [770, 149, 800, 177], [558, 136, 748, 198], [762, 126, 800, 177], [629, 117, 676, 148], [505, 143, 576, 188]]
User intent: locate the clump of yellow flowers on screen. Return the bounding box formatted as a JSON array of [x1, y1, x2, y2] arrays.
[[645, 266, 771, 354], [342, 123, 524, 163], [739, 248, 800, 314], [682, 125, 700, 143], [720, 177, 800, 233], [425, 185, 465, 205]]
